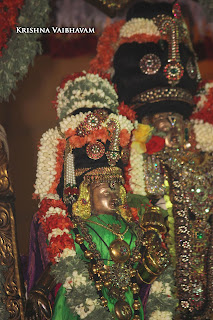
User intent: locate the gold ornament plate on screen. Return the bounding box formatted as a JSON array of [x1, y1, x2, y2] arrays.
[[109, 239, 130, 263], [114, 300, 132, 320]]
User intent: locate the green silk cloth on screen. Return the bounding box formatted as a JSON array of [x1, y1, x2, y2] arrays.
[[52, 214, 144, 320]]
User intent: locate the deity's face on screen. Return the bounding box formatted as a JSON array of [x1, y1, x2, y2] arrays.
[[142, 112, 185, 148], [90, 182, 120, 215]]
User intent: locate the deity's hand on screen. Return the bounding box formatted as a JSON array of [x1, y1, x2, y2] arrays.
[[137, 229, 170, 284], [25, 289, 52, 320]]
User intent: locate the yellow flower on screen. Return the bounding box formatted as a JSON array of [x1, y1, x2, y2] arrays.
[[132, 124, 153, 153]]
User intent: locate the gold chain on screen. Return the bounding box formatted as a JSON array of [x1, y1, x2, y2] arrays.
[[86, 219, 129, 240]]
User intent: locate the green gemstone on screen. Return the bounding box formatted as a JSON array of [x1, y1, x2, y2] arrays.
[[197, 232, 203, 239], [170, 68, 178, 74]]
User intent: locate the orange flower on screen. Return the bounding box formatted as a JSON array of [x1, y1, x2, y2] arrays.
[[119, 129, 131, 147], [69, 135, 87, 148], [119, 34, 160, 46], [65, 128, 76, 138]]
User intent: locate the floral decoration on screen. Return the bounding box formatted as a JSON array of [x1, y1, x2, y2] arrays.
[[89, 20, 125, 75], [146, 265, 178, 320], [119, 18, 160, 39], [89, 17, 161, 75], [38, 197, 113, 319], [54, 71, 119, 119], [0, 0, 50, 102], [146, 136, 165, 155], [127, 123, 166, 196], [191, 119, 213, 152], [189, 81, 213, 152], [0, 0, 24, 56], [34, 111, 133, 200], [129, 144, 146, 196], [131, 124, 153, 153], [191, 81, 213, 124], [117, 102, 137, 122]]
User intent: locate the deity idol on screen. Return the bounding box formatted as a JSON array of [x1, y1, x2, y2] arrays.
[[90, 1, 213, 319], [25, 72, 169, 320]]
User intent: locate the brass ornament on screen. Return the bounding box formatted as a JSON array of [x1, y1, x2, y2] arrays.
[[106, 119, 121, 166], [121, 146, 130, 165], [84, 250, 93, 259], [140, 54, 161, 75], [132, 87, 194, 107], [133, 300, 141, 310], [153, 13, 185, 86], [186, 57, 197, 80], [100, 296, 108, 307], [72, 182, 91, 219], [114, 300, 132, 320], [75, 234, 84, 245], [109, 239, 131, 263], [86, 141, 105, 160]]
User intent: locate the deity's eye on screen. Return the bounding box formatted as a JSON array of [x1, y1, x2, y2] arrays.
[[186, 57, 197, 80], [139, 54, 161, 75]]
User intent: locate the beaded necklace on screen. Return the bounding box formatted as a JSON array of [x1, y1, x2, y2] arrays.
[[72, 215, 144, 320]]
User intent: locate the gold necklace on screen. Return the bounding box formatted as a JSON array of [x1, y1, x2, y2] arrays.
[[87, 219, 129, 240], [86, 219, 131, 264]]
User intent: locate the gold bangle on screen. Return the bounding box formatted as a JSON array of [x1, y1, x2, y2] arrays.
[[137, 267, 157, 284], [143, 257, 158, 276]]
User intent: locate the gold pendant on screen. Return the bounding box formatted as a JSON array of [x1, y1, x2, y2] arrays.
[[114, 300, 132, 320], [109, 239, 130, 263]]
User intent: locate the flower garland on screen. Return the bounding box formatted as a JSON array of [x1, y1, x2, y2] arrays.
[[34, 111, 134, 200], [146, 265, 178, 320], [38, 198, 113, 320], [189, 81, 213, 152], [119, 18, 160, 39], [54, 71, 119, 119], [0, 0, 24, 56], [0, 0, 50, 102], [191, 119, 213, 152], [89, 17, 161, 75], [128, 123, 166, 196], [191, 81, 213, 122], [89, 20, 125, 75]]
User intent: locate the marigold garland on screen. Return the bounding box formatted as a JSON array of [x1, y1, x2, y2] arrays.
[[89, 20, 125, 74], [117, 102, 137, 122]]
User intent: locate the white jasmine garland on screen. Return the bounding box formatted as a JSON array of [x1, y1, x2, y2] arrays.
[[56, 72, 119, 119], [63, 271, 87, 290], [75, 299, 98, 319], [43, 206, 67, 221], [129, 145, 146, 195], [119, 18, 160, 38], [191, 120, 213, 152], [54, 248, 76, 263], [48, 228, 70, 242], [150, 310, 173, 320], [34, 128, 61, 199], [193, 82, 213, 112]]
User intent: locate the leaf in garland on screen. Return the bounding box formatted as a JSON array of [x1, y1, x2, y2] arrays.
[[0, 0, 50, 102]]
